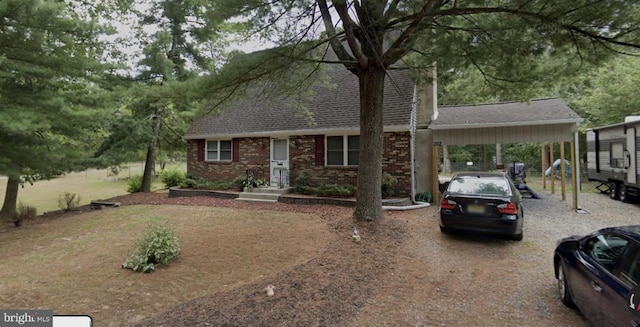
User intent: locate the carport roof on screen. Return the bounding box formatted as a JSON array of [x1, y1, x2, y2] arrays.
[[429, 98, 583, 130]]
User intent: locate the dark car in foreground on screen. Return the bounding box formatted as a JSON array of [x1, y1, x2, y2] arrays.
[[438, 172, 523, 241], [554, 226, 640, 326]]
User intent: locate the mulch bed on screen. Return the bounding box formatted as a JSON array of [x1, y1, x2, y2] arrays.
[[107, 192, 409, 327]]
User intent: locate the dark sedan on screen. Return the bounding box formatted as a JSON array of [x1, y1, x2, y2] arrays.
[[554, 226, 640, 326], [438, 172, 523, 241]]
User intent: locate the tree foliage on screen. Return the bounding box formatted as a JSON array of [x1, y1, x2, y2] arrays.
[[0, 0, 114, 218], [197, 0, 640, 220], [563, 56, 640, 128]]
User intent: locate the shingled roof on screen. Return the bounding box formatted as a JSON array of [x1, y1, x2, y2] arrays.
[[430, 98, 582, 130], [184, 65, 415, 139]]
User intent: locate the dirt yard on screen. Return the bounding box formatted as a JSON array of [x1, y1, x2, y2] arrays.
[[2, 189, 619, 326]]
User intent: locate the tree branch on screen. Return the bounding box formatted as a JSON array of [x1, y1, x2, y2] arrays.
[[383, 0, 442, 67], [333, 0, 368, 69], [317, 0, 355, 70]]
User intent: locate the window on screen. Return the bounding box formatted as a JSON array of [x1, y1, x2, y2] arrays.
[[610, 142, 624, 168], [326, 135, 359, 166], [448, 176, 511, 196], [206, 140, 232, 161], [618, 243, 640, 287], [585, 233, 628, 272]]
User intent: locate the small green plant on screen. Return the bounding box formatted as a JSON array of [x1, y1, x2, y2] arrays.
[[57, 192, 81, 211], [185, 176, 234, 190], [233, 174, 268, 190], [160, 168, 187, 188], [295, 175, 316, 195], [122, 223, 181, 273], [381, 172, 398, 197], [14, 202, 37, 221], [127, 175, 144, 193], [315, 184, 356, 197]]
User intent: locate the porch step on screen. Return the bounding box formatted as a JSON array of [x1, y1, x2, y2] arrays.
[[251, 187, 293, 195], [235, 187, 293, 203]]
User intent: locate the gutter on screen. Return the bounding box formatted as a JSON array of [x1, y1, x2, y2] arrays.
[[383, 85, 430, 211]]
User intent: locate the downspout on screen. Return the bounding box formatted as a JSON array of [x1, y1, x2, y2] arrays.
[[383, 85, 430, 211]]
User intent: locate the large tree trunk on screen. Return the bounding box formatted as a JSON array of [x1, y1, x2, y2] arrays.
[[0, 175, 20, 220], [142, 108, 163, 192], [353, 67, 386, 221]]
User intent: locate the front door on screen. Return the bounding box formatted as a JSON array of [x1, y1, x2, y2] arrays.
[[270, 138, 289, 187]]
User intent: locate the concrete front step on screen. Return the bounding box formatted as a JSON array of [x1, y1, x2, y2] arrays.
[[235, 197, 279, 203], [244, 187, 293, 195], [236, 192, 281, 203]]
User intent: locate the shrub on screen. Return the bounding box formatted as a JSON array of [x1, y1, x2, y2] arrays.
[[122, 223, 181, 273], [160, 168, 187, 188], [127, 175, 144, 193], [381, 172, 398, 197], [57, 192, 81, 211], [315, 184, 356, 197], [233, 174, 268, 190], [185, 177, 234, 190], [15, 202, 37, 221], [294, 175, 317, 195]]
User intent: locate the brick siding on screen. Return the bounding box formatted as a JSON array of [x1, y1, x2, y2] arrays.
[[187, 131, 413, 197]]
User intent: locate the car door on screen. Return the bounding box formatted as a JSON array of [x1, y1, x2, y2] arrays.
[[570, 251, 605, 325], [570, 233, 629, 325], [600, 241, 640, 327]]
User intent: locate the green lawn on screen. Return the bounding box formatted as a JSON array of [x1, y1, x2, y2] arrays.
[[0, 163, 170, 214]]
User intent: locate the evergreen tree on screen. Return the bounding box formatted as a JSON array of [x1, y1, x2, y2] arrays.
[[95, 0, 226, 192], [0, 0, 113, 218]]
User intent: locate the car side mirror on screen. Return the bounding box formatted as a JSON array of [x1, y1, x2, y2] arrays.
[[561, 240, 580, 251]]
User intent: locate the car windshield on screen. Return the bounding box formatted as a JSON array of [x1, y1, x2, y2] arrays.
[[448, 176, 511, 196]]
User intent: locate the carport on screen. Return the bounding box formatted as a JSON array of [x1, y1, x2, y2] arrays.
[[429, 98, 584, 210]]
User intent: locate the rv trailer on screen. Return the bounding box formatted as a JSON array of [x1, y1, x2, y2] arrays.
[[586, 117, 640, 202]]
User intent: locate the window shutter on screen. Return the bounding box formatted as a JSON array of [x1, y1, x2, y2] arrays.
[[232, 138, 240, 162], [197, 139, 205, 162], [315, 135, 324, 166]]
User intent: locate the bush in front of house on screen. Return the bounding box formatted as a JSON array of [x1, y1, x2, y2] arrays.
[[160, 168, 187, 188], [381, 172, 398, 197], [233, 174, 268, 190], [295, 175, 317, 195], [127, 175, 144, 193], [57, 192, 81, 211], [185, 176, 234, 190], [122, 222, 180, 273], [315, 184, 356, 197]]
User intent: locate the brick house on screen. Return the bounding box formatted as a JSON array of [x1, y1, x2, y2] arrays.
[[184, 64, 437, 198]]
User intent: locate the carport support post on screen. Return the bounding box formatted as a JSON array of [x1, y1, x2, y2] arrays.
[[560, 141, 567, 201], [550, 142, 555, 194], [571, 140, 578, 210], [541, 143, 547, 189], [433, 144, 440, 203]]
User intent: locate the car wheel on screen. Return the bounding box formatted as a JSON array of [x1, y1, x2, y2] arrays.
[[610, 182, 619, 200], [511, 233, 523, 241], [439, 226, 449, 233], [557, 263, 575, 307], [619, 184, 628, 203]]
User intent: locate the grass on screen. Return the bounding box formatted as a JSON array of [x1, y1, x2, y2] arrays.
[[0, 205, 332, 326], [0, 163, 168, 214]]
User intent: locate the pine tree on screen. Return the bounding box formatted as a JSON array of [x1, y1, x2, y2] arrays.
[[0, 0, 112, 218]]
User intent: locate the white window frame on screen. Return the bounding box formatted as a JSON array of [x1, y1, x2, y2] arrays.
[[206, 140, 232, 161], [326, 135, 359, 166]]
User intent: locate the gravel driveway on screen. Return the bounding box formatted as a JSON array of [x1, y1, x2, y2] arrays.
[[352, 188, 640, 326]]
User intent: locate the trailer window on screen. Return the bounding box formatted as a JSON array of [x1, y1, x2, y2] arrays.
[[610, 142, 624, 168]]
